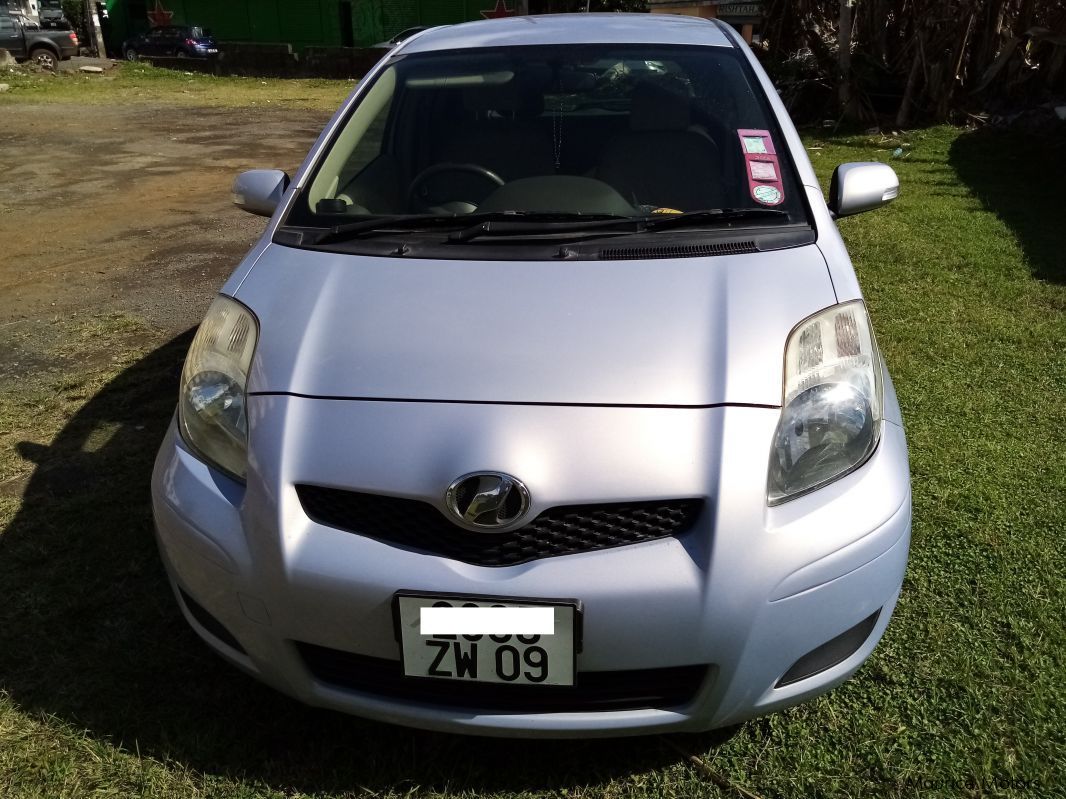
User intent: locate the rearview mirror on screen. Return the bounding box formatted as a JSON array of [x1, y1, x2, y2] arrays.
[[828, 162, 899, 218], [232, 169, 290, 217]]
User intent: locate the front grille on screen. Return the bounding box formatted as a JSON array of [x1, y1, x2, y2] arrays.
[[296, 484, 703, 567], [295, 641, 708, 712]]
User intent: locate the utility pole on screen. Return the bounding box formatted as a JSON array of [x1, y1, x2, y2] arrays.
[[84, 0, 107, 58], [838, 0, 855, 117]]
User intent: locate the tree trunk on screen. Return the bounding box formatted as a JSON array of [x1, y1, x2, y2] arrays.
[[896, 37, 924, 128], [970, 0, 1009, 84], [838, 0, 855, 116]]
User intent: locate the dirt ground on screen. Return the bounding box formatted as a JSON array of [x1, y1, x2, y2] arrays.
[[0, 102, 328, 388]]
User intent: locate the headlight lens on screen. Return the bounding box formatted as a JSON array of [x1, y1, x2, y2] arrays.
[[178, 295, 258, 480], [768, 301, 883, 505]]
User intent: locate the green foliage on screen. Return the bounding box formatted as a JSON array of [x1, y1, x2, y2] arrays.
[[60, 0, 85, 37]]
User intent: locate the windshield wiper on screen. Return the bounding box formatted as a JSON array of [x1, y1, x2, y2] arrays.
[[448, 214, 633, 242], [305, 208, 790, 246], [308, 213, 463, 244], [451, 208, 790, 242], [308, 211, 628, 245], [643, 208, 790, 231]]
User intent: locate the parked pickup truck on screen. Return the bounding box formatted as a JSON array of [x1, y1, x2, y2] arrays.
[[0, 13, 78, 70]]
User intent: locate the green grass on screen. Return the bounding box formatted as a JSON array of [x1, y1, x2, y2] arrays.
[[0, 125, 1064, 799], [0, 61, 352, 109]]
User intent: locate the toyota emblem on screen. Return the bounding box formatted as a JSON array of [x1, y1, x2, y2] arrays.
[[445, 472, 530, 530]]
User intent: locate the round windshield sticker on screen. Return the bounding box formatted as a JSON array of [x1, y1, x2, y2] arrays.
[[753, 185, 783, 205]]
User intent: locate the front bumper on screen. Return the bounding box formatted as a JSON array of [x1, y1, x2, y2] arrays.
[[152, 398, 910, 737]]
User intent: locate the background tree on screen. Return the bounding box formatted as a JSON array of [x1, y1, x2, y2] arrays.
[[760, 0, 1066, 124]]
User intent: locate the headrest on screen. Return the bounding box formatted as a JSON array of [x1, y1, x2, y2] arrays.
[[630, 78, 691, 132]]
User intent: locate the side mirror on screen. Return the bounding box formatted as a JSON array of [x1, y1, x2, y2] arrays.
[[828, 162, 899, 218], [232, 169, 290, 217]]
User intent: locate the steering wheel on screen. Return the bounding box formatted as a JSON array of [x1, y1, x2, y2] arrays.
[[408, 162, 505, 212]]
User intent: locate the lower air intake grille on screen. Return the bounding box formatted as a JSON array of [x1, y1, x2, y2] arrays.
[[599, 240, 758, 260], [296, 485, 703, 567], [295, 642, 708, 713]]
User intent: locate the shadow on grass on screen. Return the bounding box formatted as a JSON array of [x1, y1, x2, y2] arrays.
[[0, 332, 734, 794], [949, 127, 1066, 285]]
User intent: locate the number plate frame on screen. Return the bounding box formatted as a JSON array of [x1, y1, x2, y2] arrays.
[[392, 590, 583, 687]]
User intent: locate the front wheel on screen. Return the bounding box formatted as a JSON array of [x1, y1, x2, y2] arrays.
[[29, 48, 58, 70], [125, 47, 138, 62]]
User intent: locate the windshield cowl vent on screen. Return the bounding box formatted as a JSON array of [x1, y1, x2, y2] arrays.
[[598, 241, 759, 260]]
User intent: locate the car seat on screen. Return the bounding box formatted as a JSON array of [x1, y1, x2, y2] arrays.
[[596, 78, 725, 211]]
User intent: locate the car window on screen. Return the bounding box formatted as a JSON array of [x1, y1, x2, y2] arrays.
[[0, 16, 13, 33], [149, 28, 165, 38], [292, 44, 808, 226]]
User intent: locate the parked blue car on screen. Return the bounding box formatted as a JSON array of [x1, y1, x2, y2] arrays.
[[122, 25, 217, 60]]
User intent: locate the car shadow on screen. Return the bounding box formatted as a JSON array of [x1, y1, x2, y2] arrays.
[[0, 331, 737, 794], [948, 126, 1066, 285]]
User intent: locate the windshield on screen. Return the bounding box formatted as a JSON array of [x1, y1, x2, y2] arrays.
[[285, 44, 808, 231]]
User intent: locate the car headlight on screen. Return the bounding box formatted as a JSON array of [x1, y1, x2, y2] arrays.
[[768, 301, 883, 505], [178, 295, 258, 481]]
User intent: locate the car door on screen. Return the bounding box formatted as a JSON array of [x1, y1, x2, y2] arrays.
[[144, 26, 167, 56], [163, 26, 185, 56], [0, 14, 26, 58]]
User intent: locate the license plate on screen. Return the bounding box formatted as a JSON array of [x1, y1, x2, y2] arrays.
[[395, 593, 578, 686], [207, 48, 218, 53]]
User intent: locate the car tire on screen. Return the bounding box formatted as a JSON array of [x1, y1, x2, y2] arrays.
[[176, 50, 187, 58], [29, 48, 58, 70], [125, 47, 138, 61]]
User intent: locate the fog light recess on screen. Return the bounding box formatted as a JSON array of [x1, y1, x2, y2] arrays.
[[776, 609, 881, 688], [179, 587, 247, 654]]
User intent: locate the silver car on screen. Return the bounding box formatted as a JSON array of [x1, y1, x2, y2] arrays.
[[152, 14, 911, 738]]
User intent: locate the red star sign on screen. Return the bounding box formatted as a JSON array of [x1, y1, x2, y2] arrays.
[[147, 1, 174, 27], [480, 0, 517, 19]]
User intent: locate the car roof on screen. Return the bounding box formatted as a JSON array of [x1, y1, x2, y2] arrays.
[[398, 13, 733, 54]]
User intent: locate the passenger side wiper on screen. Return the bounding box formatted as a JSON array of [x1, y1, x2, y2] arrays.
[[643, 208, 790, 231], [308, 211, 629, 245], [309, 214, 464, 245]]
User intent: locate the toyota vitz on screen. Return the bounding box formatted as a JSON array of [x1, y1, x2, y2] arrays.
[[152, 14, 911, 737]]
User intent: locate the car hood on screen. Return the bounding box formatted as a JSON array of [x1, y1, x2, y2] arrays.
[[234, 243, 837, 406]]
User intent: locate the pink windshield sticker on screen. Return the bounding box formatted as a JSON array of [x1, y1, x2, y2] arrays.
[[750, 161, 778, 181], [738, 129, 785, 206]]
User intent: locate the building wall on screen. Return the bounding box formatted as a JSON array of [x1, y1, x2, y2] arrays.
[[105, 0, 521, 53], [354, 0, 524, 47], [105, 0, 348, 54], [3, 0, 38, 21], [647, 1, 718, 20]]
